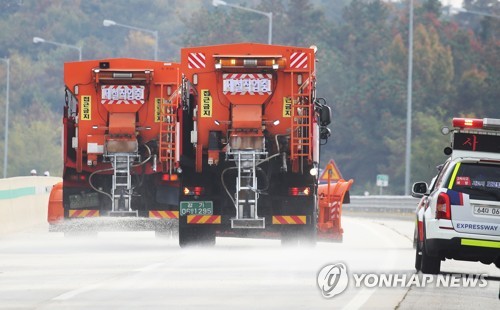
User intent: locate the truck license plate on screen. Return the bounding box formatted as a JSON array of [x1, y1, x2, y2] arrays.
[[474, 206, 500, 216], [180, 201, 213, 216]]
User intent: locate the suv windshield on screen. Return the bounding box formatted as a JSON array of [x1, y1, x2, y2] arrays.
[[449, 163, 500, 201]]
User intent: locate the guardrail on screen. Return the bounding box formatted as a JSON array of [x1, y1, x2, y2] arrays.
[[0, 176, 61, 236], [345, 195, 419, 213]]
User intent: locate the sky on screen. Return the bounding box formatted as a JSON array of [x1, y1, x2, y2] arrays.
[[443, 0, 463, 8]]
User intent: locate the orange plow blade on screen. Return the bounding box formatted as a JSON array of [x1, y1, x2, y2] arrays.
[[47, 182, 64, 224], [317, 179, 353, 242]]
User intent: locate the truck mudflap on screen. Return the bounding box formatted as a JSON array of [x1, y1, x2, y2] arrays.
[[317, 178, 354, 242]]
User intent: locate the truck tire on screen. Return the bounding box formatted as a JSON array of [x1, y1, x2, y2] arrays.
[[299, 223, 317, 247], [281, 226, 299, 246], [179, 225, 216, 247], [179, 225, 196, 247]]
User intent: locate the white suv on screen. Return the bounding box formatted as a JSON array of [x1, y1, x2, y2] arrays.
[[413, 118, 500, 274]]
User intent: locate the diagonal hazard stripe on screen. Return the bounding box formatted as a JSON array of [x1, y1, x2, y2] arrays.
[[188, 53, 206, 69], [290, 52, 308, 69], [290, 215, 306, 224], [272, 216, 306, 225], [273, 216, 288, 224], [188, 215, 203, 224], [69, 210, 99, 218], [149, 211, 179, 219], [187, 215, 221, 224]]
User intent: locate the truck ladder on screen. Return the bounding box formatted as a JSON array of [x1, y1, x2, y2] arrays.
[[289, 65, 313, 163], [158, 82, 179, 174], [109, 153, 139, 216], [229, 151, 266, 229]]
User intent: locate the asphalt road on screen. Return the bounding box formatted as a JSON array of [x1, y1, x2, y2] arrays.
[[0, 216, 498, 309]]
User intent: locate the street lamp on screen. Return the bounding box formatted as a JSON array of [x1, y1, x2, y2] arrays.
[[0, 58, 9, 178], [404, 0, 414, 196], [212, 0, 273, 45], [445, 6, 500, 19], [33, 37, 82, 61], [103, 19, 159, 60]]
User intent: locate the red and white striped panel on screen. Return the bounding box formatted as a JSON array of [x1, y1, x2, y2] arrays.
[[222, 73, 272, 95], [187, 52, 206, 69], [101, 85, 145, 105], [290, 52, 308, 69], [329, 202, 339, 220]]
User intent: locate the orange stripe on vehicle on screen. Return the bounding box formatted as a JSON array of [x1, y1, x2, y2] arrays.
[[272, 216, 287, 224], [189, 215, 203, 224], [149, 211, 179, 219], [69, 210, 99, 218], [187, 215, 221, 224], [290, 215, 306, 224], [272, 216, 306, 225]]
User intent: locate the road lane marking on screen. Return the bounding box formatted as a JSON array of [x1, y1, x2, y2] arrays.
[[51, 262, 167, 301], [341, 219, 400, 310], [52, 283, 105, 301]]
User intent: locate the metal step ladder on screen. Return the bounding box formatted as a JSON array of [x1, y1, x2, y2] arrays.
[[109, 154, 138, 216], [289, 64, 313, 163], [158, 82, 180, 174], [230, 151, 265, 229]]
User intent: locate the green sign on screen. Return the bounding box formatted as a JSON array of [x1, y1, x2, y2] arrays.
[[376, 174, 389, 187], [180, 201, 213, 216]]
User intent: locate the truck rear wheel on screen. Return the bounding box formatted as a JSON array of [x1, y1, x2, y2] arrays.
[[281, 226, 300, 246], [179, 225, 216, 247], [280, 224, 316, 247]]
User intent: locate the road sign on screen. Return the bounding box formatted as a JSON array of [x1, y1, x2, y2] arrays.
[[320, 159, 343, 182], [376, 174, 389, 187]]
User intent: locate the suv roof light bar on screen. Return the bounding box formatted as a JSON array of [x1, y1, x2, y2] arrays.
[[452, 117, 500, 130]]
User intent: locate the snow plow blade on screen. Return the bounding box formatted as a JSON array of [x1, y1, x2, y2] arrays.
[[317, 179, 353, 242]]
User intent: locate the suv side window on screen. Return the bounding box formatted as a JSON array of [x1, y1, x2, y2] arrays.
[[433, 160, 452, 191]]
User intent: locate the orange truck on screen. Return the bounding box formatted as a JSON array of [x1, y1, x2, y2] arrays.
[[177, 43, 336, 246], [48, 58, 182, 234]]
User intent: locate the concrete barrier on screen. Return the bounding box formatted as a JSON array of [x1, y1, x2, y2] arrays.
[[0, 176, 61, 236], [0, 179, 420, 236]]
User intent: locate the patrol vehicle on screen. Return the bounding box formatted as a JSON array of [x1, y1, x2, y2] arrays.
[[412, 118, 500, 274]]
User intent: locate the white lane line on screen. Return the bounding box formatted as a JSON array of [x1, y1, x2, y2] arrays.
[[51, 262, 165, 301], [52, 283, 105, 301], [134, 262, 164, 272], [341, 219, 400, 310]]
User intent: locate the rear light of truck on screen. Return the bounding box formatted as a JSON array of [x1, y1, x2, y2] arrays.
[[183, 187, 204, 196], [436, 192, 451, 220], [162, 174, 178, 181], [68, 174, 86, 182], [216, 57, 285, 69], [288, 187, 310, 196]]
